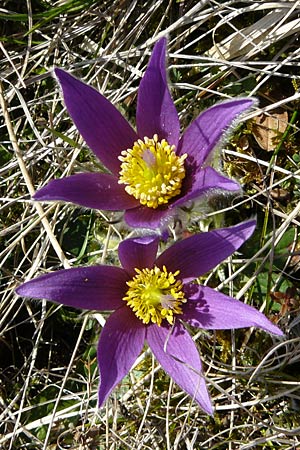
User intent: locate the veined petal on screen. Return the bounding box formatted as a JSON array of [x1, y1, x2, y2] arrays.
[[156, 220, 256, 282], [118, 235, 159, 277], [98, 306, 146, 406], [34, 173, 139, 210], [182, 285, 283, 336], [54, 68, 138, 175], [16, 266, 129, 311], [178, 98, 255, 165], [173, 166, 240, 208], [124, 204, 173, 230], [146, 322, 213, 414], [136, 38, 180, 146]]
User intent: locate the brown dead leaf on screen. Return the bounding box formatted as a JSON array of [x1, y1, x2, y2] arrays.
[[253, 110, 288, 151]]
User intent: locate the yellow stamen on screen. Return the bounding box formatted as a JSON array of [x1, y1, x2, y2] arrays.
[[123, 265, 186, 326], [118, 134, 187, 209]]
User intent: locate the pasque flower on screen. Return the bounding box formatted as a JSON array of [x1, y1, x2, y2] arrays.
[[16, 220, 282, 414], [34, 38, 255, 230]]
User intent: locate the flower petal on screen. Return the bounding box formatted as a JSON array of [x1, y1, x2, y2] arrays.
[[173, 166, 240, 208], [118, 235, 159, 276], [54, 68, 138, 175], [16, 266, 129, 311], [178, 98, 255, 165], [34, 173, 139, 210], [146, 322, 213, 414], [124, 204, 173, 230], [156, 220, 256, 282], [97, 306, 146, 406], [182, 284, 283, 336], [136, 38, 180, 146]]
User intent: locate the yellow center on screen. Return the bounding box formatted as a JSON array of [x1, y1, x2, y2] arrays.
[[123, 265, 186, 326], [118, 134, 187, 209]]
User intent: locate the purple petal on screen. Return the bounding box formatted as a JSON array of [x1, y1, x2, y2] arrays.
[[136, 38, 180, 146], [146, 322, 213, 414], [178, 98, 255, 165], [16, 266, 129, 311], [34, 173, 139, 210], [124, 204, 174, 230], [98, 306, 146, 406], [54, 68, 138, 175], [156, 220, 256, 282], [182, 284, 283, 336], [118, 235, 159, 276], [173, 166, 240, 208]]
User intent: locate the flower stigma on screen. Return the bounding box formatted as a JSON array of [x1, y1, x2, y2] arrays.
[[118, 134, 187, 209], [123, 265, 186, 326]]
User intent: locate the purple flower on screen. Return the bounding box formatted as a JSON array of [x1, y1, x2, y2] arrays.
[[16, 220, 282, 414], [34, 38, 255, 230]]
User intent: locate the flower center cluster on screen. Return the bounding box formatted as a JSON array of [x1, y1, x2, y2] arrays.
[[118, 134, 187, 209], [123, 265, 186, 326]]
